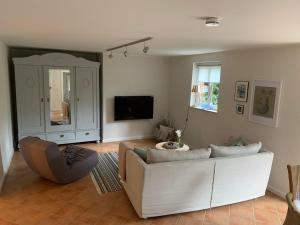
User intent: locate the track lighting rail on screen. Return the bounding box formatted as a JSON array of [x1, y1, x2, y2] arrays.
[[106, 37, 153, 52]]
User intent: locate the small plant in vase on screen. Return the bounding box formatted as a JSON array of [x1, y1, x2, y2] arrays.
[[175, 130, 183, 147], [161, 106, 190, 150]]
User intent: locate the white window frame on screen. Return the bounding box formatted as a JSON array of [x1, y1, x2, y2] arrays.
[[190, 62, 221, 113]]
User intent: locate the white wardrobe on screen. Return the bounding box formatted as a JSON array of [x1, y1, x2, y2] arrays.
[[13, 53, 101, 144]]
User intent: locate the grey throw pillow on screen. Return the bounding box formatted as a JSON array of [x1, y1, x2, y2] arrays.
[[210, 142, 262, 158], [133, 148, 147, 161], [226, 137, 248, 146], [157, 125, 174, 141], [146, 148, 211, 164]]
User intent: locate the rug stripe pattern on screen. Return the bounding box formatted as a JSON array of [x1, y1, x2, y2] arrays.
[[90, 152, 122, 194]]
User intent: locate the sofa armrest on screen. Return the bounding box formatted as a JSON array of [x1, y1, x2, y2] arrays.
[[124, 150, 147, 218], [126, 150, 146, 191], [118, 142, 135, 181]]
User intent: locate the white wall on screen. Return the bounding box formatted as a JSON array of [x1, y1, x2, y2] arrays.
[[0, 41, 14, 188], [169, 45, 300, 197], [103, 54, 170, 142]]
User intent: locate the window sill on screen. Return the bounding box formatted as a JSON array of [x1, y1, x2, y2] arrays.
[[190, 105, 218, 114]]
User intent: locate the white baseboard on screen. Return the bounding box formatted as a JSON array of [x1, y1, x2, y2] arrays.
[[0, 149, 14, 192], [0, 175, 6, 192], [4, 148, 14, 172], [267, 185, 285, 199], [102, 135, 155, 143]]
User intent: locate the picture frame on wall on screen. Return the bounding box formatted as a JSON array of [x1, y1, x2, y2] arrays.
[[234, 81, 249, 102], [236, 104, 244, 115], [249, 80, 283, 128]]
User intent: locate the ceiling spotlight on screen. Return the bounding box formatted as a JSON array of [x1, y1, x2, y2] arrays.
[[123, 47, 128, 57], [108, 51, 113, 58], [201, 17, 220, 27], [106, 37, 153, 56], [143, 42, 149, 53]]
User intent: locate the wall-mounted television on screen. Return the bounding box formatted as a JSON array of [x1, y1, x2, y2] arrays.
[[114, 96, 154, 121]]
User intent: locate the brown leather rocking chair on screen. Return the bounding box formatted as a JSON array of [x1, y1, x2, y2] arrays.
[[19, 137, 98, 184], [283, 165, 300, 225]]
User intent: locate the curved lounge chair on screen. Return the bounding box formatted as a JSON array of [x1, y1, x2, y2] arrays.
[[284, 165, 300, 225], [19, 137, 98, 184]]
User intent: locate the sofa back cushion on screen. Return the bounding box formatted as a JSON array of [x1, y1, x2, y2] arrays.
[[146, 148, 211, 164], [210, 142, 262, 158], [211, 150, 273, 207]]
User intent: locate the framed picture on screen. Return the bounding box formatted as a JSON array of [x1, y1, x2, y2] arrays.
[[235, 81, 249, 102], [249, 80, 283, 127], [236, 104, 244, 114]]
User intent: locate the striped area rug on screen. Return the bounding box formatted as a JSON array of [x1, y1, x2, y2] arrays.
[[90, 152, 123, 194]]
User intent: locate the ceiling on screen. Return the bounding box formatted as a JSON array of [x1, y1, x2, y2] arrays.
[[0, 0, 300, 56]]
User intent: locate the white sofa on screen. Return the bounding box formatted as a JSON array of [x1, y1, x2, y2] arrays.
[[120, 144, 274, 218]]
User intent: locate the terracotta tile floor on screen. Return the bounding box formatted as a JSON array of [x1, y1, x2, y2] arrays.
[[0, 139, 288, 225]]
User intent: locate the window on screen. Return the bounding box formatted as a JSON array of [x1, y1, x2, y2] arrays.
[[190, 64, 221, 113]]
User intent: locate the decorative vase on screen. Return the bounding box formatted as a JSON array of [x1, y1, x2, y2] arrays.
[[177, 137, 183, 147]]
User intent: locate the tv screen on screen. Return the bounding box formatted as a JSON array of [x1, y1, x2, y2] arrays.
[[114, 96, 154, 121]]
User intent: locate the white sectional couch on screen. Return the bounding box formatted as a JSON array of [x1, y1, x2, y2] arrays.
[[120, 144, 274, 218]]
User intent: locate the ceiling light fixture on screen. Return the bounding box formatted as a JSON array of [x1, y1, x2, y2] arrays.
[[123, 47, 128, 57], [108, 51, 113, 58], [201, 17, 220, 27], [143, 42, 149, 53], [106, 37, 153, 58]]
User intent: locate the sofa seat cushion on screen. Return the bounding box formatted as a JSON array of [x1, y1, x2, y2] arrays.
[[210, 142, 262, 157], [146, 148, 211, 163]]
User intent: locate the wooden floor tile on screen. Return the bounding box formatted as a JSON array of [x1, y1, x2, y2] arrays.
[[0, 139, 288, 225]]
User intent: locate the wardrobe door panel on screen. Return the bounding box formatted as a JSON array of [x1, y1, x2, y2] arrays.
[[15, 65, 44, 134], [76, 67, 97, 130], [44, 66, 75, 132]]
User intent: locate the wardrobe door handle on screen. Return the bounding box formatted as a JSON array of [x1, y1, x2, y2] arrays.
[[47, 97, 50, 102], [41, 98, 44, 102]]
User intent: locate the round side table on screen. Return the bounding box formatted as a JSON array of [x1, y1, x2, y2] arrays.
[[155, 142, 190, 151]]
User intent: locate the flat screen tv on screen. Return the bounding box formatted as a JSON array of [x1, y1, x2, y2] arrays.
[[114, 96, 154, 121]]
